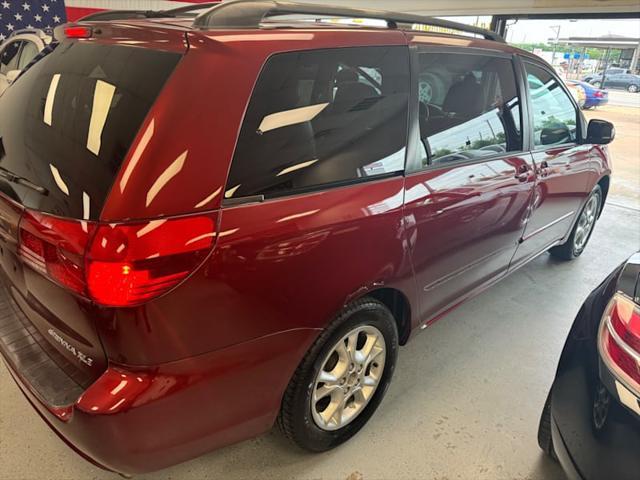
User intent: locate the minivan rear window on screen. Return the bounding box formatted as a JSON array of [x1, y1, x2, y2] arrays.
[[0, 42, 181, 220]]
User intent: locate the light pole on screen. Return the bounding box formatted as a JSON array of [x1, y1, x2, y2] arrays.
[[550, 25, 562, 66]]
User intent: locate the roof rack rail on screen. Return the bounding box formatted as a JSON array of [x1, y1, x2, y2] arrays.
[[193, 0, 504, 42]]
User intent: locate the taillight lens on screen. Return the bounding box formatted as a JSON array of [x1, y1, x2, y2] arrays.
[[86, 215, 216, 307], [19, 211, 95, 294], [595, 91, 604, 98], [18, 210, 216, 307], [64, 26, 93, 39], [598, 293, 640, 393]]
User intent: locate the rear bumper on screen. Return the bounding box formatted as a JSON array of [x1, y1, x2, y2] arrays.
[[584, 97, 608, 108], [2, 327, 319, 474]]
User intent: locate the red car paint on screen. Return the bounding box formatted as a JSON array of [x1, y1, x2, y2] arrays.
[[0, 19, 611, 475]]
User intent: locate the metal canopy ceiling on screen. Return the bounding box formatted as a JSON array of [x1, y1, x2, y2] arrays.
[[288, 0, 640, 16]]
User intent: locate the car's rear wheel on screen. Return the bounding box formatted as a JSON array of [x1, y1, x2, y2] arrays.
[[628, 84, 639, 93], [549, 185, 602, 261], [278, 297, 398, 451]]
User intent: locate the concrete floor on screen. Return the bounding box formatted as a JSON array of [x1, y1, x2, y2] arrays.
[[0, 202, 638, 480]]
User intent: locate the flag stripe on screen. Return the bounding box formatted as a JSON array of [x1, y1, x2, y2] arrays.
[[65, 6, 104, 21], [65, 1, 209, 8]]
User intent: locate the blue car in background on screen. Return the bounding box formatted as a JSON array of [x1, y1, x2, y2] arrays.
[[568, 80, 609, 109]]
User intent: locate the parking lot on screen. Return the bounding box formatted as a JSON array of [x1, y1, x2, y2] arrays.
[[607, 89, 640, 109], [1, 91, 638, 480]]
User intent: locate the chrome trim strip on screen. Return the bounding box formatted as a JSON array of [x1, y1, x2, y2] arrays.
[[422, 246, 510, 292], [521, 210, 575, 242]]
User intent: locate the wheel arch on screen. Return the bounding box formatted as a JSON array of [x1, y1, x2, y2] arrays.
[[597, 175, 610, 218], [364, 287, 412, 346]]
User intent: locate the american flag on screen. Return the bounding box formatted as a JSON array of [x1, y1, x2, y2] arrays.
[[0, 1, 67, 42]]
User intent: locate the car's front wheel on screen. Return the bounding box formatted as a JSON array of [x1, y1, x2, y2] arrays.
[[549, 185, 602, 261], [278, 297, 398, 451], [628, 84, 639, 93]]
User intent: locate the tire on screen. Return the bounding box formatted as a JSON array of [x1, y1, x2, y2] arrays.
[[278, 297, 399, 452], [538, 392, 557, 461], [549, 185, 602, 261], [628, 84, 639, 93], [592, 81, 601, 88]]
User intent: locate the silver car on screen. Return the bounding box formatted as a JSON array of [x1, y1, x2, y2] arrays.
[[0, 29, 51, 95]]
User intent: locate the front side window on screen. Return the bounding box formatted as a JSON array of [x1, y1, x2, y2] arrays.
[[1, 41, 23, 75], [226, 46, 410, 200], [524, 61, 578, 147], [417, 52, 522, 167]]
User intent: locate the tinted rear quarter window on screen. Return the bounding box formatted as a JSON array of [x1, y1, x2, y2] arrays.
[[0, 42, 181, 219], [225, 46, 410, 200]]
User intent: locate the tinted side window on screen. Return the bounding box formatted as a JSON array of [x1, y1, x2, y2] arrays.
[[1, 41, 23, 74], [524, 61, 578, 147], [226, 46, 409, 200], [417, 52, 522, 167]]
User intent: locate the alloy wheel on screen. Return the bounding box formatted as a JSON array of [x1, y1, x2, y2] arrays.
[[628, 84, 638, 93], [592, 383, 611, 430], [311, 325, 386, 431], [574, 194, 600, 253]]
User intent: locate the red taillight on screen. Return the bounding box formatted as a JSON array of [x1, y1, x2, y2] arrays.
[[19, 211, 95, 294], [598, 293, 640, 393], [18, 210, 216, 307], [595, 91, 604, 98], [86, 215, 216, 307], [64, 26, 93, 39]]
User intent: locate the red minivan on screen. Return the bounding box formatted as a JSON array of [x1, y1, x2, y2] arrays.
[[0, 1, 614, 474]]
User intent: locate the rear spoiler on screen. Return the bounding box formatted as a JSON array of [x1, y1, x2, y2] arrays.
[[77, 3, 219, 22]]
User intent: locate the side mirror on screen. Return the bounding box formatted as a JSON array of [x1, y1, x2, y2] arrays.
[[540, 123, 571, 145], [585, 119, 615, 145], [6, 70, 21, 85]]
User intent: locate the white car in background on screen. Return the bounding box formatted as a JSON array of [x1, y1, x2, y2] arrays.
[[0, 29, 51, 95]]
